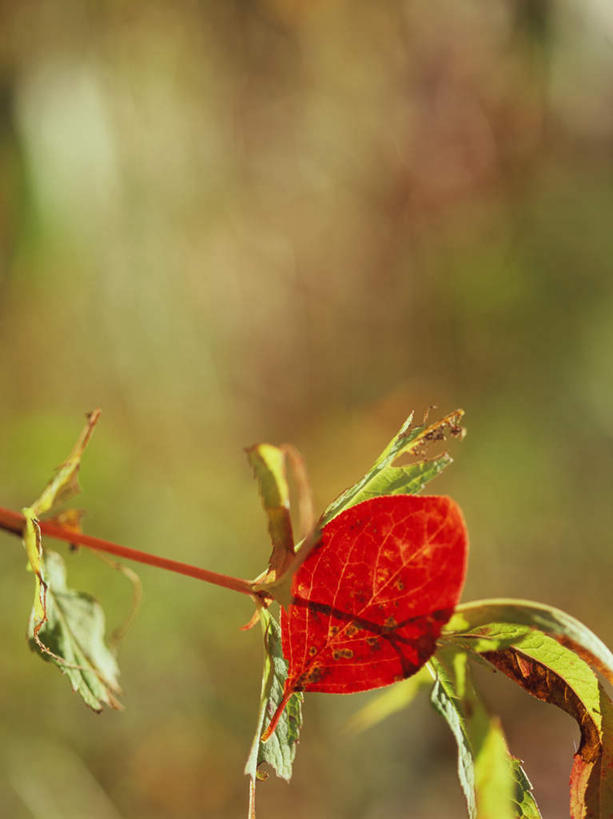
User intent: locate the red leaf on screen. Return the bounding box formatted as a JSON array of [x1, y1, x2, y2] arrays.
[[262, 495, 468, 740]]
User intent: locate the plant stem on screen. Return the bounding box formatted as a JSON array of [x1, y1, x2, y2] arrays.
[[0, 506, 255, 597]]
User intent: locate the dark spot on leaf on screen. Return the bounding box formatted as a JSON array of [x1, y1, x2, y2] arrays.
[[281, 494, 467, 704], [432, 608, 453, 623], [304, 664, 324, 684], [256, 762, 273, 781]]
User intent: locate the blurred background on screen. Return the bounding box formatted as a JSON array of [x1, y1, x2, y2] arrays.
[[1, 0, 612, 816]]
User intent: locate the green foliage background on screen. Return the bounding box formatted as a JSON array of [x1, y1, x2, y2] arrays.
[[1, 1, 613, 816]]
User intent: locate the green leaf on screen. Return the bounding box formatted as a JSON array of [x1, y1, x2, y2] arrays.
[[245, 608, 303, 818], [444, 598, 613, 685], [320, 409, 464, 526], [451, 622, 613, 817], [476, 721, 540, 819], [431, 653, 477, 818], [28, 550, 121, 712], [345, 665, 432, 734], [512, 760, 541, 819], [431, 650, 539, 819], [474, 718, 516, 819]]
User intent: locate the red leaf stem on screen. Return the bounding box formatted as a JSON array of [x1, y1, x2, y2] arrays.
[[0, 506, 254, 596]]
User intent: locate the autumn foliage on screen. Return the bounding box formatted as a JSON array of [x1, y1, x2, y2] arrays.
[[263, 495, 467, 740], [0, 408, 612, 818]]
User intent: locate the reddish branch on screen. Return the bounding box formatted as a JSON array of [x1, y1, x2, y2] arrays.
[[0, 506, 255, 597]]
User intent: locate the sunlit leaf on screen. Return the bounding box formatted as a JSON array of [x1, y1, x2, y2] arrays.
[[263, 494, 468, 740], [444, 599, 613, 686]]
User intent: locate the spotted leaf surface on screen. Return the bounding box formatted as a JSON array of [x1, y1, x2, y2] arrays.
[[262, 495, 467, 739]]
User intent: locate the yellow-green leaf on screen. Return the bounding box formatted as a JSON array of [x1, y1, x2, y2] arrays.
[[431, 649, 540, 819], [345, 665, 432, 735], [450, 622, 613, 817], [321, 409, 464, 526], [445, 598, 613, 685]]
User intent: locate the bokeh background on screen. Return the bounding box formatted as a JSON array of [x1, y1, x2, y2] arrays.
[[1, 1, 613, 817]]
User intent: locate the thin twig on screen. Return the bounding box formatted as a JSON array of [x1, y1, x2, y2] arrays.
[[0, 506, 256, 597]]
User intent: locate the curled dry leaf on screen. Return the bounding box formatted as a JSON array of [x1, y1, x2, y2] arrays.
[[482, 642, 613, 818], [23, 409, 102, 646]]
